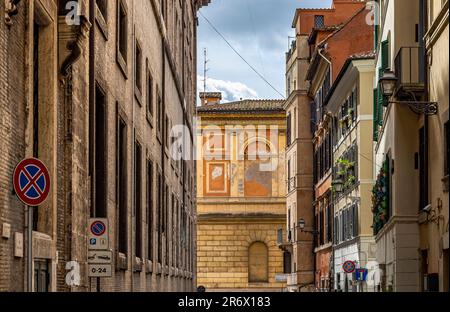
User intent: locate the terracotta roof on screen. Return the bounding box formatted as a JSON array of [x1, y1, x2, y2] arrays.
[[197, 99, 285, 114], [348, 51, 376, 60], [324, 52, 375, 106]]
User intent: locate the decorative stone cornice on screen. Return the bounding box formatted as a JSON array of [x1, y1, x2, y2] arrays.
[[4, 0, 21, 26]]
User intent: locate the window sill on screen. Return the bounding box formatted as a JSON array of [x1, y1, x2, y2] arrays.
[[116, 252, 128, 271], [146, 260, 153, 274], [133, 257, 143, 272]]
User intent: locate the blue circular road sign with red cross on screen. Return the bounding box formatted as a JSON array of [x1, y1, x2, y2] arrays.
[[13, 158, 51, 206], [90, 221, 106, 236], [343, 260, 356, 274]]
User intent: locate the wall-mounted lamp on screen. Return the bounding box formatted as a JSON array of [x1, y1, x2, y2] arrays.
[[379, 70, 438, 116], [298, 218, 319, 235]]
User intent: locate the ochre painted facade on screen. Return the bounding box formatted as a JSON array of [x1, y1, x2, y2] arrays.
[[196, 98, 287, 291]]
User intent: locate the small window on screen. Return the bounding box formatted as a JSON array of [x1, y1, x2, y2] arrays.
[[147, 160, 153, 261], [96, 0, 107, 19], [118, 1, 128, 61], [156, 89, 162, 141], [134, 141, 143, 259], [147, 65, 153, 118], [94, 84, 107, 218], [117, 117, 128, 254], [445, 121, 449, 177], [314, 15, 325, 28], [135, 40, 142, 94]]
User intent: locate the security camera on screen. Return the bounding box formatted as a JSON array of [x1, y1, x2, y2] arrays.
[[423, 204, 432, 213]]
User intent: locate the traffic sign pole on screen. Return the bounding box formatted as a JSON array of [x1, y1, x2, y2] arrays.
[[13, 158, 51, 293], [27, 205, 32, 292]]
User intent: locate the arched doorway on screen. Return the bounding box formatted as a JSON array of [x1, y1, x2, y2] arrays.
[[248, 242, 269, 283]]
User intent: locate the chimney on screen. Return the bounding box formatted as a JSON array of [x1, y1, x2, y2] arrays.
[[199, 92, 222, 106]]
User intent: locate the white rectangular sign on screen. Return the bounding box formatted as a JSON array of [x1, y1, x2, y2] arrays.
[[88, 250, 112, 264], [88, 264, 112, 277], [88, 218, 109, 250]]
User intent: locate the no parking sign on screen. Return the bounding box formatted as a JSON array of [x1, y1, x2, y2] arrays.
[[88, 218, 109, 250], [13, 158, 51, 206]]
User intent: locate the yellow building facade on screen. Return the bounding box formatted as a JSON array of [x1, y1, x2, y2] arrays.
[[196, 95, 287, 291]]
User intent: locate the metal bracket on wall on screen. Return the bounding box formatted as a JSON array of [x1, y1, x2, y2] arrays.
[[389, 100, 439, 116]]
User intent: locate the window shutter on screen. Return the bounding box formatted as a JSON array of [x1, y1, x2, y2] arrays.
[[373, 89, 379, 141], [381, 40, 389, 70], [374, 25, 380, 50], [287, 113, 292, 146], [353, 205, 359, 237]]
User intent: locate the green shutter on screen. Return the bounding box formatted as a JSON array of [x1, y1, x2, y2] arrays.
[[381, 40, 389, 70], [373, 89, 379, 142], [378, 68, 387, 119], [374, 25, 380, 50]]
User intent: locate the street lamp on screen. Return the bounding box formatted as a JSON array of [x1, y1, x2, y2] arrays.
[[379, 70, 398, 98], [378, 70, 438, 115], [332, 179, 344, 193], [297, 218, 319, 235]]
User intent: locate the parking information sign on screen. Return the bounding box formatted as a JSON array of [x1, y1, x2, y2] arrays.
[[88, 219, 111, 277], [88, 218, 109, 251]]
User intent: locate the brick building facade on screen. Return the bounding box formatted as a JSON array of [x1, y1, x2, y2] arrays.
[[0, 0, 208, 292]]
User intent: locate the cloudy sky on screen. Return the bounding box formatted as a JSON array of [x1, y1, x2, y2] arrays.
[[197, 0, 333, 103]]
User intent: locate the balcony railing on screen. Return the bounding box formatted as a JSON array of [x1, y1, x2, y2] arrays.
[[277, 228, 293, 253], [394, 46, 425, 96]]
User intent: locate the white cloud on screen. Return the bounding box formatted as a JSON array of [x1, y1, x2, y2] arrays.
[[197, 75, 258, 104]]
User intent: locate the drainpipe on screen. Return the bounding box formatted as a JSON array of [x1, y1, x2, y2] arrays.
[[88, 0, 97, 292], [318, 47, 332, 80], [131, 0, 135, 293], [161, 28, 167, 283], [319, 45, 333, 292]]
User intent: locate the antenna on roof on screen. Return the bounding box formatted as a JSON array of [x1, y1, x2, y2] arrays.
[[203, 48, 210, 94]]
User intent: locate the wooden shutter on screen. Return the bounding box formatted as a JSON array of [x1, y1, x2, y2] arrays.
[[381, 40, 389, 70]]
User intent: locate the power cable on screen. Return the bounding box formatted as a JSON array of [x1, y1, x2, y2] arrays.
[[199, 10, 285, 98]]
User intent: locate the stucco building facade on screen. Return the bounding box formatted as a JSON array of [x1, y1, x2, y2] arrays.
[[196, 95, 287, 291], [372, 0, 449, 292], [327, 55, 376, 292], [281, 0, 368, 292]]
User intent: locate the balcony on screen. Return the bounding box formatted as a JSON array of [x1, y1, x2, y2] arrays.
[[277, 228, 293, 253], [394, 46, 425, 99]]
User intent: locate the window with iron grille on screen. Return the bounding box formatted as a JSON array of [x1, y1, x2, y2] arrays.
[[314, 15, 325, 28]]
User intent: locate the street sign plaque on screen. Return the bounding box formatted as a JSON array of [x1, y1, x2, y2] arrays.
[[88, 250, 112, 264], [343, 260, 356, 274], [88, 218, 109, 250], [88, 264, 112, 277]]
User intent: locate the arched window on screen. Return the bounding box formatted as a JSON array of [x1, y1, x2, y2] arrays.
[[248, 242, 269, 283], [244, 140, 273, 197]]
